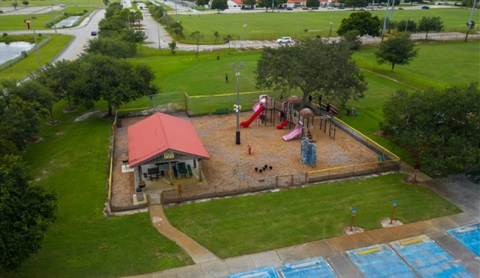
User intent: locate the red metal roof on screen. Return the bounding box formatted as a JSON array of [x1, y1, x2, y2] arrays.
[[127, 113, 209, 167]]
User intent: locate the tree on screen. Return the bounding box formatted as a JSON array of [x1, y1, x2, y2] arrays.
[[211, 0, 228, 11], [86, 37, 137, 58], [168, 40, 177, 54], [190, 31, 204, 57], [12, 2, 18, 10], [242, 0, 256, 9], [417, 16, 444, 40], [72, 54, 159, 115], [381, 83, 480, 176], [196, 0, 209, 6], [0, 94, 41, 151], [337, 11, 381, 37], [133, 10, 143, 27], [0, 154, 57, 272], [35, 60, 79, 111], [375, 33, 418, 72], [14, 79, 57, 123], [340, 30, 362, 51], [103, 0, 110, 6], [213, 30, 220, 43], [306, 0, 320, 8], [343, 0, 367, 10], [21, 0, 29, 7], [256, 38, 367, 108], [397, 19, 417, 33]]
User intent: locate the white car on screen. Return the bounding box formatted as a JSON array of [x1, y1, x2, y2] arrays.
[[276, 37, 292, 44]]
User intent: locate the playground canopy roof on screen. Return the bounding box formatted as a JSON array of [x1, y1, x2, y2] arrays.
[[127, 112, 209, 167]]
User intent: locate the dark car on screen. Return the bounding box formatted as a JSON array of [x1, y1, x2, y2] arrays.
[[91, 31, 97, 36], [286, 7, 293, 10], [421, 5, 429, 9]]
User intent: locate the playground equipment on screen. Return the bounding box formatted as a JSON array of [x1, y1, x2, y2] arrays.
[[282, 122, 303, 141], [240, 95, 268, 128], [277, 119, 289, 129], [301, 137, 317, 166]]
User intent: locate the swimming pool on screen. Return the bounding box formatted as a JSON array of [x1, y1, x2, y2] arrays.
[[279, 258, 335, 278], [347, 244, 416, 277], [229, 266, 279, 278], [448, 223, 480, 257], [391, 236, 473, 278]]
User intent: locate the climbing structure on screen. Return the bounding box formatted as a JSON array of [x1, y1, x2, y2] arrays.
[[301, 137, 317, 167]]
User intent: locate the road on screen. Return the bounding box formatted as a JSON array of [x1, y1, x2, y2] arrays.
[[1, 4, 478, 63]]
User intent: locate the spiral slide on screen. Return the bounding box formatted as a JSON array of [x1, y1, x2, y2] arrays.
[[282, 124, 303, 141], [240, 103, 265, 128]]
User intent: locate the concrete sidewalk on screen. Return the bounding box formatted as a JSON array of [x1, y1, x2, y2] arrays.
[[131, 167, 480, 278]]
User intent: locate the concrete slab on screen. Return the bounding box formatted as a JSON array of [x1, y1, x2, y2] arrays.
[[175, 264, 205, 278], [150, 269, 176, 277], [275, 244, 309, 264], [303, 240, 336, 258], [249, 250, 282, 269], [200, 259, 230, 278], [225, 255, 255, 275], [326, 253, 363, 278]]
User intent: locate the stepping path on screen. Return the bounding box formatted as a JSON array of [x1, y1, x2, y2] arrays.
[[148, 193, 218, 264]]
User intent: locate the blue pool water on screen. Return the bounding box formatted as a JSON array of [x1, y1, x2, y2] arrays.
[[279, 258, 335, 278], [230, 266, 279, 278], [347, 244, 416, 277], [448, 223, 480, 257], [391, 236, 473, 278]]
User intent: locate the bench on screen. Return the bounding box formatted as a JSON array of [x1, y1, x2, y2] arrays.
[[214, 108, 229, 115]]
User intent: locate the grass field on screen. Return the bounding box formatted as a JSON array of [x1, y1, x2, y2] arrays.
[[2, 102, 193, 278], [165, 174, 461, 258], [1, 9, 478, 276], [177, 8, 479, 41]]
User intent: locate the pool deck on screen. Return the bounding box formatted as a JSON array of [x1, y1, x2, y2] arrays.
[[128, 163, 480, 278]]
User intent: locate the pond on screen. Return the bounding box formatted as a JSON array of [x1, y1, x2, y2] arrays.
[[0, 41, 35, 65]]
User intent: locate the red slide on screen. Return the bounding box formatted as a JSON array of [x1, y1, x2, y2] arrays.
[[276, 120, 289, 129], [240, 106, 265, 128]]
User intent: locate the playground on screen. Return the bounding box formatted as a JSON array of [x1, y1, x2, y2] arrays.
[[112, 97, 380, 209]]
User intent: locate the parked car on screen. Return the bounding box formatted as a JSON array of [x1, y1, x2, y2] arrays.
[[421, 5, 429, 9], [398, 7, 405, 10], [91, 31, 97, 36], [276, 36, 292, 43], [286, 7, 293, 10]]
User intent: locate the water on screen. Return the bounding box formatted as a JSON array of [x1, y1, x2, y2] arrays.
[[448, 224, 480, 257], [391, 236, 473, 278], [0, 41, 34, 64]]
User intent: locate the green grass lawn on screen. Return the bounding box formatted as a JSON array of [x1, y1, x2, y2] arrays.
[[4, 102, 193, 278], [0, 34, 73, 83], [177, 8, 478, 41], [165, 174, 461, 258]]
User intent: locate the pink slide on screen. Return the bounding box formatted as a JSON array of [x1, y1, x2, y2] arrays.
[[282, 124, 303, 141], [240, 103, 265, 128]]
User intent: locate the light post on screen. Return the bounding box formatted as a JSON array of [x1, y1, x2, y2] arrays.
[[29, 17, 41, 69], [232, 62, 244, 145], [390, 200, 397, 224], [350, 207, 357, 232], [329, 22, 333, 38], [271, 0, 274, 12], [51, 4, 57, 34]]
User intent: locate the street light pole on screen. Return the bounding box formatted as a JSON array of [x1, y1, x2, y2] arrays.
[[232, 62, 244, 145], [51, 4, 57, 34], [31, 17, 41, 69]]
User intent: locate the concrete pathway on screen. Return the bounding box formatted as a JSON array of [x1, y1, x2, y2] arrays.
[[129, 166, 480, 278], [148, 193, 219, 264]]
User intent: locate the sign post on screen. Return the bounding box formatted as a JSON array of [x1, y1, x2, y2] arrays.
[[350, 207, 357, 232], [390, 200, 397, 224]]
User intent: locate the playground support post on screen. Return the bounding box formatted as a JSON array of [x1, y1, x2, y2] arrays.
[[232, 62, 244, 145]]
